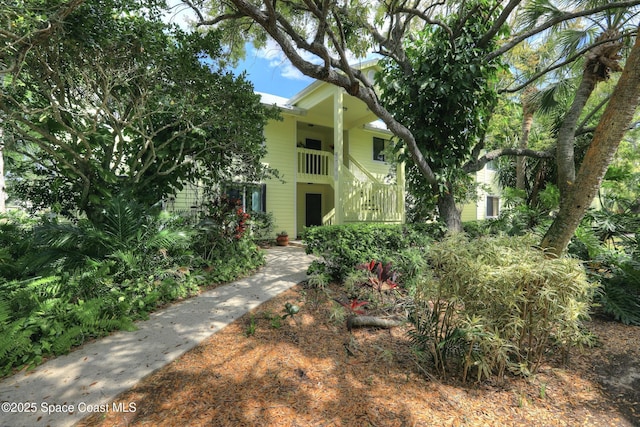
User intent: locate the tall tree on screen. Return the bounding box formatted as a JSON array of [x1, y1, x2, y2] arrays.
[[189, 0, 640, 235], [376, 3, 504, 231], [1, 0, 87, 212], [1, 0, 277, 219], [541, 27, 640, 256]]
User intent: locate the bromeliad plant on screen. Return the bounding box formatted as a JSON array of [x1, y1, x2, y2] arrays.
[[343, 260, 403, 311], [357, 260, 400, 292]]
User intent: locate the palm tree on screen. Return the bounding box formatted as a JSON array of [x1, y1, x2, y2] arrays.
[[524, 2, 640, 254]]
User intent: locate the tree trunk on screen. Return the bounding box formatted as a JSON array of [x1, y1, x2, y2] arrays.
[[516, 88, 537, 190], [541, 29, 640, 256], [437, 184, 462, 233], [347, 316, 403, 331], [555, 71, 599, 198], [0, 145, 5, 213]]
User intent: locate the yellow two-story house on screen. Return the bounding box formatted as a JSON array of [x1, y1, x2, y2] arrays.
[[170, 65, 501, 236], [171, 68, 405, 238], [259, 79, 406, 237]]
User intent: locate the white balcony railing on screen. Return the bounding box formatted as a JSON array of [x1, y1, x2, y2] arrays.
[[297, 147, 404, 224], [297, 148, 333, 184], [342, 178, 404, 223]]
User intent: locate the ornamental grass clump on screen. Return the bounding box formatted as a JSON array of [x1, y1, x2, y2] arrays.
[[408, 234, 597, 383]]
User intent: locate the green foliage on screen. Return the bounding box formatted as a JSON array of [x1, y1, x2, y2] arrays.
[[191, 196, 265, 282], [377, 0, 504, 208], [597, 258, 640, 325], [409, 234, 596, 382], [463, 185, 558, 238], [0, 275, 136, 375], [568, 206, 640, 325], [342, 260, 404, 311], [0, 211, 37, 279], [3, 0, 277, 218], [302, 223, 440, 281], [250, 211, 274, 243], [0, 196, 264, 375], [24, 196, 192, 280], [282, 302, 300, 320], [245, 315, 256, 337]]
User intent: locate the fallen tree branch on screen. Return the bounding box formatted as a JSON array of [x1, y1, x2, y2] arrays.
[[347, 315, 404, 331]]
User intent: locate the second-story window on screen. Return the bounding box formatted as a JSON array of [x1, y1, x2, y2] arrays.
[[373, 137, 387, 162]]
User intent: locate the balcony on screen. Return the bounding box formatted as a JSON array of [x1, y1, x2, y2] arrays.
[[297, 148, 333, 184], [297, 147, 404, 225]]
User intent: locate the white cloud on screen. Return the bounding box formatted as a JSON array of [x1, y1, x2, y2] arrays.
[[252, 40, 314, 81], [162, 0, 199, 31], [252, 38, 381, 82]]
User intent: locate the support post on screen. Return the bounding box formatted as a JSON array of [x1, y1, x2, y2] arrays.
[[397, 158, 405, 223], [333, 89, 344, 225]]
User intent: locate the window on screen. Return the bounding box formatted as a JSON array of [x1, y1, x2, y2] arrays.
[[373, 137, 387, 162], [486, 196, 499, 218], [486, 160, 497, 171], [225, 184, 266, 212], [305, 138, 321, 150]]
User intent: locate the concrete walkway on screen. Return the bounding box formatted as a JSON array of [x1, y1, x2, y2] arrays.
[[0, 246, 314, 427]]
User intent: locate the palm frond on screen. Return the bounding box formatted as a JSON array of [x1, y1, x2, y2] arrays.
[[99, 196, 147, 249], [555, 27, 599, 57], [532, 77, 576, 115], [145, 229, 191, 252], [517, 0, 566, 32]]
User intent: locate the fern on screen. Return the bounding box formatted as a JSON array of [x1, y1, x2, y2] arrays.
[[596, 257, 640, 325], [0, 299, 10, 325], [0, 318, 37, 375], [51, 325, 85, 355]]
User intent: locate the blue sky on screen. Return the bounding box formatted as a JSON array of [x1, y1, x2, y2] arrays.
[[163, 4, 313, 99], [233, 43, 314, 99]]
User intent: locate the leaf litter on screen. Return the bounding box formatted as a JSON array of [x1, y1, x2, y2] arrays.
[[78, 282, 639, 427]]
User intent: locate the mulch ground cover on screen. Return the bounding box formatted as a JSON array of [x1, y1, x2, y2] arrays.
[[78, 282, 640, 427]]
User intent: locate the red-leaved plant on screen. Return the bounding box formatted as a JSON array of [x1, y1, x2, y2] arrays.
[[335, 298, 368, 315], [357, 260, 399, 292]]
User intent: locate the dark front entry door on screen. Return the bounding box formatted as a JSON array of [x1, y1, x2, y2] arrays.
[[305, 193, 322, 227]]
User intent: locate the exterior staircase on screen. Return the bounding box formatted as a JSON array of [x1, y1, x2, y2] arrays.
[[296, 148, 403, 225]]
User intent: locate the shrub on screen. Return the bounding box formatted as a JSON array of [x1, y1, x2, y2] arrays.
[[302, 223, 441, 281], [249, 211, 274, 244], [0, 196, 266, 376], [0, 211, 38, 280], [569, 216, 640, 326], [591, 255, 640, 325], [408, 234, 597, 382], [192, 196, 265, 278]]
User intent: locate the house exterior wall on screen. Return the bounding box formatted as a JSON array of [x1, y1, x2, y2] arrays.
[[348, 128, 393, 182], [169, 74, 406, 237], [263, 115, 297, 236], [461, 165, 501, 222]]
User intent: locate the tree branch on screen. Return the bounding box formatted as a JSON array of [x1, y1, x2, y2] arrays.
[[463, 147, 553, 173], [478, 0, 522, 48], [501, 29, 636, 94], [576, 94, 611, 136], [486, 0, 640, 61]]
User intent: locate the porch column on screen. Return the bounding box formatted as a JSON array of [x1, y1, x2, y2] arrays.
[[397, 159, 406, 223], [333, 89, 344, 225]]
